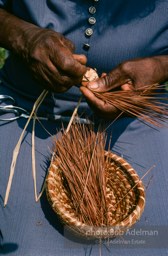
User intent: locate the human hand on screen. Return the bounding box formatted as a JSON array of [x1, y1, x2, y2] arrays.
[[80, 56, 168, 118], [0, 9, 87, 92], [20, 27, 87, 92]]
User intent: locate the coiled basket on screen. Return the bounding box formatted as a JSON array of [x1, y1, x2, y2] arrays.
[[46, 152, 145, 240]]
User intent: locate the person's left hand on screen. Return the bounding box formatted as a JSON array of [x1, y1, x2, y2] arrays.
[[80, 56, 168, 118]]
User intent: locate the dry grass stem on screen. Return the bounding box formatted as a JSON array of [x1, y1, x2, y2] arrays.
[[31, 90, 49, 202], [4, 89, 48, 206], [66, 96, 83, 133]]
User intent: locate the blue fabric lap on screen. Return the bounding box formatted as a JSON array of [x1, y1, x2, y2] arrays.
[[0, 86, 168, 256]]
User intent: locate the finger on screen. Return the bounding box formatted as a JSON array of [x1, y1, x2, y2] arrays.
[[73, 54, 87, 65], [46, 58, 86, 89], [87, 67, 130, 92], [101, 73, 107, 78], [51, 48, 87, 78], [32, 60, 77, 92], [121, 83, 134, 91], [64, 55, 87, 77], [80, 86, 119, 118]]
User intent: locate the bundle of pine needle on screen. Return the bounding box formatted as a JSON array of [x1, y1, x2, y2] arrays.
[[52, 123, 108, 226], [82, 68, 168, 126], [92, 84, 168, 126]]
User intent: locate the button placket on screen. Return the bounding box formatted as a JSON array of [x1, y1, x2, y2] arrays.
[[83, 1, 99, 51]]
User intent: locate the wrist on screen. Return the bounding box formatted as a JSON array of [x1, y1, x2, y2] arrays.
[[0, 9, 39, 56]]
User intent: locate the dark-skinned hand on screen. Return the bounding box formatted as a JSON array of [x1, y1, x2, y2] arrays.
[[80, 56, 168, 118], [0, 9, 87, 92], [21, 28, 87, 92]]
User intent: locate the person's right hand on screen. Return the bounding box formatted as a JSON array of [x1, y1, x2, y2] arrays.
[[19, 27, 87, 92], [0, 9, 87, 92]]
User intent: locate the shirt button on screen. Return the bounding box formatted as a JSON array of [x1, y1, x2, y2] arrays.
[[89, 6, 96, 14], [83, 43, 90, 51], [88, 16, 96, 25], [85, 28, 93, 36]]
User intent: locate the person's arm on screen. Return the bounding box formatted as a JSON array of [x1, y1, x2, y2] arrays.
[[80, 56, 168, 118], [0, 8, 87, 92]]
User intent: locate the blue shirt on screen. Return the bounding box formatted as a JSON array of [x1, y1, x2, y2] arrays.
[[1, 3, 168, 256], [0, 0, 168, 114]]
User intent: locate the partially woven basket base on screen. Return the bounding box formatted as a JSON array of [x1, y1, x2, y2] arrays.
[[46, 152, 145, 240]]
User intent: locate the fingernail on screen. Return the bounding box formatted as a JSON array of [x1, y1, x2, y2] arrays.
[[88, 82, 99, 89]]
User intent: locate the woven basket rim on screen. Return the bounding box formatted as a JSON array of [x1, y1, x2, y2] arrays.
[[46, 151, 145, 239]]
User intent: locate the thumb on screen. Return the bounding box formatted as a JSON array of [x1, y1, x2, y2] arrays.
[[87, 76, 107, 92], [73, 54, 87, 65], [87, 67, 130, 92]]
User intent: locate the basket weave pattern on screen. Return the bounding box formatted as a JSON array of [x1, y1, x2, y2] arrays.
[[46, 152, 145, 239]]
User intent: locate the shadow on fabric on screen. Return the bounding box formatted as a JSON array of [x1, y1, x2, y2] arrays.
[[0, 243, 18, 255]]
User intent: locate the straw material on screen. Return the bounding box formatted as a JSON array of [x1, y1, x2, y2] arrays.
[[46, 149, 145, 239], [82, 68, 168, 127]]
